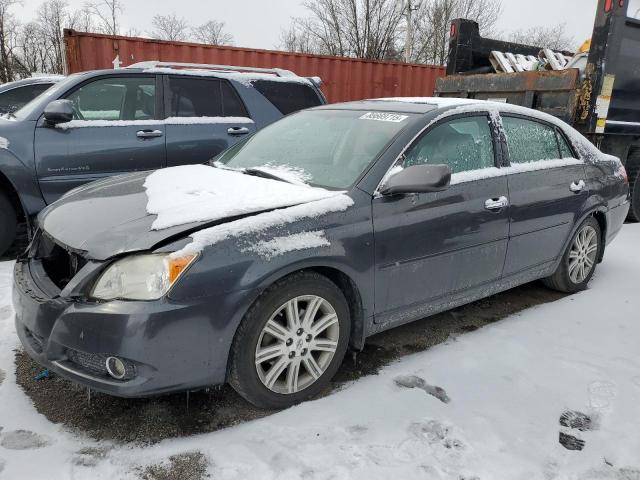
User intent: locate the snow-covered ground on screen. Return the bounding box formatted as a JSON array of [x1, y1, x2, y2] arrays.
[[1, 225, 639, 479]]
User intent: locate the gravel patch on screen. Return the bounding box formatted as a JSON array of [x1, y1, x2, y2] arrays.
[[139, 451, 210, 480]]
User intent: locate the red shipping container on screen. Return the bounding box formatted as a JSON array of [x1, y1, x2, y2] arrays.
[[63, 29, 446, 103]]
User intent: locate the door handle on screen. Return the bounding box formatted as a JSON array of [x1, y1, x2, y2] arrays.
[[570, 180, 586, 193], [136, 129, 163, 139], [485, 196, 509, 211], [227, 126, 250, 136]]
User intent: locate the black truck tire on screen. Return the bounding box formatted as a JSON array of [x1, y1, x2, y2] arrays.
[[0, 191, 17, 258], [626, 152, 640, 222]]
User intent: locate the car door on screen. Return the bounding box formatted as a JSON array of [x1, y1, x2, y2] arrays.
[[500, 115, 588, 276], [373, 113, 510, 325], [164, 76, 257, 167], [34, 75, 165, 204]]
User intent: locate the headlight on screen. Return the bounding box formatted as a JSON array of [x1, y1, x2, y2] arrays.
[[91, 253, 196, 301]]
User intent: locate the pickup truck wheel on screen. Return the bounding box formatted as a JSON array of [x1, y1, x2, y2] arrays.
[[228, 271, 350, 409], [543, 217, 601, 293], [626, 160, 640, 222], [0, 192, 17, 258]]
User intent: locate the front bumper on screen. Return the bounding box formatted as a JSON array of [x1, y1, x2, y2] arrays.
[[13, 258, 236, 397]]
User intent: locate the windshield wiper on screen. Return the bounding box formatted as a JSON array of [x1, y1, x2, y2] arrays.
[[243, 167, 294, 184]]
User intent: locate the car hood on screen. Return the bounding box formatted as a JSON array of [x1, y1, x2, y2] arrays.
[[39, 166, 340, 261]]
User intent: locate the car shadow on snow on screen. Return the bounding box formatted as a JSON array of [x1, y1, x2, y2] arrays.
[[15, 282, 566, 445]]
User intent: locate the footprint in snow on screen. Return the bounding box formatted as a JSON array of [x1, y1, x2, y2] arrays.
[[0, 368, 5, 386], [394, 375, 450, 403], [0, 458, 5, 474], [0, 305, 12, 321], [588, 380, 617, 412], [0, 430, 50, 450], [72, 446, 111, 467], [408, 420, 464, 450], [558, 410, 597, 452]]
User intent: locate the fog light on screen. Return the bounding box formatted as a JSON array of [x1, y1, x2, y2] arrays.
[[105, 356, 126, 380]]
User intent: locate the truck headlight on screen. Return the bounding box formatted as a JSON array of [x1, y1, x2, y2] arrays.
[[91, 253, 196, 301]]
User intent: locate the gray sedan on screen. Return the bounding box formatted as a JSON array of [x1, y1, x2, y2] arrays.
[[13, 98, 629, 409]]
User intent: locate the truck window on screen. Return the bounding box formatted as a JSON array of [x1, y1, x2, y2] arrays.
[[502, 116, 560, 163], [65, 77, 156, 121], [404, 115, 495, 173], [0, 83, 53, 113], [251, 80, 322, 115], [168, 77, 249, 118]]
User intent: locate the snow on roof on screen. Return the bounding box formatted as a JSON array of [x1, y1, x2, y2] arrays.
[[371, 97, 481, 107], [143, 67, 313, 86], [144, 164, 344, 231]]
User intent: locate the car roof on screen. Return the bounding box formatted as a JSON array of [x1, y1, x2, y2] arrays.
[[314, 97, 488, 114]]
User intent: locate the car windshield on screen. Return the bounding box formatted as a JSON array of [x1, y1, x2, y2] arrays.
[[217, 109, 414, 190], [12, 74, 80, 120]]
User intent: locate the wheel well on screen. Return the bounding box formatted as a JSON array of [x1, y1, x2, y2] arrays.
[[592, 210, 606, 262], [0, 171, 24, 222], [305, 266, 366, 351]]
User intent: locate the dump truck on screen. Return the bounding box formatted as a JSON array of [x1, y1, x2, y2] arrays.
[[435, 0, 640, 220]]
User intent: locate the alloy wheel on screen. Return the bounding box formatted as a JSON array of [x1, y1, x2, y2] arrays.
[[255, 295, 340, 394], [568, 225, 598, 284]]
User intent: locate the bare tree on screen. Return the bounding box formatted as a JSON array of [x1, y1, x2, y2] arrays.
[[281, 0, 405, 60], [508, 23, 575, 51], [409, 0, 502, 65], [191, 20, 233, 45], [149, 13, 190, 41], [0, 0, 21, 82], [85, 0, 122, 35]]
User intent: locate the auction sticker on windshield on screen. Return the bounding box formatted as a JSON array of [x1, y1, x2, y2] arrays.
[[360, 112, 409, 122]]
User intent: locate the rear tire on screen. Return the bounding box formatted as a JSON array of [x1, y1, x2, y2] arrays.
[[626, 154, 640, 222], [543, 217, 601, 293], [0, 192, 17, 258], [228, 271, 350, 409]]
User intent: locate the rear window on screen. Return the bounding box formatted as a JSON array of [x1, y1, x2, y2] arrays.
[[252, 80, 322, 115], [168, 77, 249, 118], [502, 116, 560, 163]]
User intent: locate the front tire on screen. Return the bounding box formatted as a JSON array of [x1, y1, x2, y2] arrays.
[[543, 217, 601, 293], [228, 271, 351, 409], [0, 192, 17, 258]]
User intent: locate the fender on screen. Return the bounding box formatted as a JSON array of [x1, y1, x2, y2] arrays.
[[0, 150, 46, 222]]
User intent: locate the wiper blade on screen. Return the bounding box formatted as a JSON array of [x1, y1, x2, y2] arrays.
[[244, 167, 294, 184]]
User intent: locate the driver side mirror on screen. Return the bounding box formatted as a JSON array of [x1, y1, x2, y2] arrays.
[[43, 100, 74, 125], [380, 164, 451, 196]]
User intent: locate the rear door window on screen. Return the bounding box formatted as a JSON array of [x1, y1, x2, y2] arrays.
[[0, 83, 53, 113], [403, 115, 496, 173], [557, 130, 575, 158], [168, 77, 249, 118], [502, 116, 560, 163], [251, 80, 322, 115], [65, 77, 156, 121]]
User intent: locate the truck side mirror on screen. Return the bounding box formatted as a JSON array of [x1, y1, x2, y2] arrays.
[[43, 100, 74, 125]]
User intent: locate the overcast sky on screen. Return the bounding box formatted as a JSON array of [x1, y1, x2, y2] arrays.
[[16, 0, 599, 51]]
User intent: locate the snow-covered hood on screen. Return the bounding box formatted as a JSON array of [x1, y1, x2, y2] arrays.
[[39, 165, 342, 261]]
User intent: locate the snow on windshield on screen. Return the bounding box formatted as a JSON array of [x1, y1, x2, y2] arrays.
[[144, 164, 343, 231]]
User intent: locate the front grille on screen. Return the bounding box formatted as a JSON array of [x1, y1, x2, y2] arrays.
[[65, 349, 136, 381], [36, 234, 87, 290]]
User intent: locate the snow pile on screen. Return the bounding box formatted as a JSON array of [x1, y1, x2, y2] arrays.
[[55, 116, 253, 130], [178, 194, 353, 256], [243, 231, 331, 260], [144, 164, 344, 231], [0, 136, 9, 149]]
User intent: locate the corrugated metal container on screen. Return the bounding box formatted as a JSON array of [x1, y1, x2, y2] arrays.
[[63, 29, 445, 103]]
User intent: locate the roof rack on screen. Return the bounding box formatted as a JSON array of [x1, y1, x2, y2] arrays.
[[126, 60, 296, 77]]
